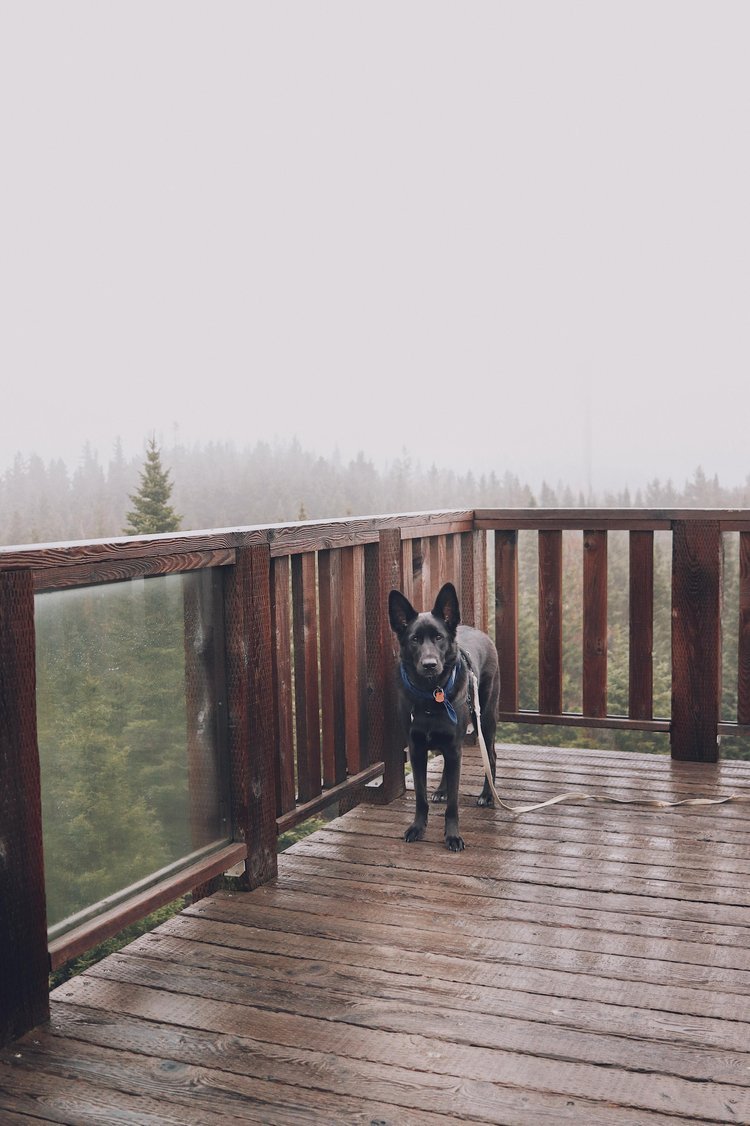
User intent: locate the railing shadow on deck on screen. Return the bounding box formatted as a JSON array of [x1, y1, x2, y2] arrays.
[[2, 506, 748, 1047]]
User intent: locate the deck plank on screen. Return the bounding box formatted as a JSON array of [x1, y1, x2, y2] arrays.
[[2, 744, 750, 1124]]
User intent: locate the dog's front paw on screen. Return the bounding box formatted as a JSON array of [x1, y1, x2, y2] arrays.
[[476, 792, 495, 807], [431, 789, 447, 803], [404, 822, 426, 843], [445, 834, 465, 852]]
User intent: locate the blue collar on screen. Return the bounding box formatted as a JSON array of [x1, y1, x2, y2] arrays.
[[399, 659, 462, 724]]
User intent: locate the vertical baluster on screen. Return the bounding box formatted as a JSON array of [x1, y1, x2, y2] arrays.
[[271, 555, 295, 814], [538, 529, 563, 715], [318, 548, 346, 786], [583, 530, 608, 717], [401, 538, 414, 604], [292, 552, 321, 802], [473, 529, 489, 634], [495, 530, 519, 712], [629, 531, 654, 720], [341, 544, 367, 774], [459, 531, 476, 627]]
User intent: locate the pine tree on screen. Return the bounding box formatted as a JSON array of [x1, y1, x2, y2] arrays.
[[124, 438, 182, 535]]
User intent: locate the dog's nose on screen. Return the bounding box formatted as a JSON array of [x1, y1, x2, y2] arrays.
[[421, 657, 438, 672]]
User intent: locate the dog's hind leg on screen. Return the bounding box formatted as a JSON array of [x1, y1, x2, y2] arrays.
[[405, 739, 429, 843]]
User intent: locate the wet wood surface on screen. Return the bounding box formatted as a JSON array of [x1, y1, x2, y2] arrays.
[[2, 744, 750, 1124]]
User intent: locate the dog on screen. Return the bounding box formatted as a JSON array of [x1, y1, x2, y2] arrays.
[[388, 581, 500, 851]]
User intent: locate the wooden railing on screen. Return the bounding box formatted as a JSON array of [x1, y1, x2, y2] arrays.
[[477, 509, 749, 756], [0, 507, 746, 1047]]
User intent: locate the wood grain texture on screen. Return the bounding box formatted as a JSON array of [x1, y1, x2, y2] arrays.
[[291, 551, 322, 802], [495, 529, 519, 711], [341, 545, 367, 775], [318, 549, 347, 788], [629, 530, 654, 720], [242, 544, 279, 889], [459, 530, 476, 626], [671, 520, 722, 762], [33, 548, 236, 592], [0, 511, 476, 574], [538, 529, 563, 715], [225, 546, 279, 888], [270, 555, 295, 815], [375, 528, 406, 802], [582, 530, 607, 717], [5, 743, 749, 1124]]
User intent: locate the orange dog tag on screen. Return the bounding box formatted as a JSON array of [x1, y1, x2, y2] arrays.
[[433, 688, 445, 703]]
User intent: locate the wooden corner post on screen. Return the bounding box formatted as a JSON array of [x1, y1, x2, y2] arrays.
[[671, 520, 722, 762], [225, 544, 278, 889], [0, 570, 50, 1046]]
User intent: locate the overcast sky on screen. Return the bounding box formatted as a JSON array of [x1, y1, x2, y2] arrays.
[[2, 2, 749, 494]]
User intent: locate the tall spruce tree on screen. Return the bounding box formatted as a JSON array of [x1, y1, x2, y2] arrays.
[[124, 438, 182, 535]]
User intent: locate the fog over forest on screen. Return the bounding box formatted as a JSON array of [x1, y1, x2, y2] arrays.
[[1, 436, 747, 548]]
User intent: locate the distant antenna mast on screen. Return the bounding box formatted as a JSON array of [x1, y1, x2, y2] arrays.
[[584, 374, 593, 502]]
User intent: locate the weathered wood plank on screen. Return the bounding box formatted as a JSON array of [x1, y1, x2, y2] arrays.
[[3, 744, 750, 1125], [34, 548, 236, 592]]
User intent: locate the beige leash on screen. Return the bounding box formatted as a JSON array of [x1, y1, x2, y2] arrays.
[[468, 672, 750, 813]]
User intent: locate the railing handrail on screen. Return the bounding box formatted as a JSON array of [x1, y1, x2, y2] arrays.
[[6, 504, 750, 575], [0, 509, 475, 573]]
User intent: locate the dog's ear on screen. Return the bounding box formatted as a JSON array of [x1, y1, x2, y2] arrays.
[[432, 583, 460, 632], [388, 589, 418, 635]]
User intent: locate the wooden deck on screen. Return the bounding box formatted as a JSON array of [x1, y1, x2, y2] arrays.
[[2, 744, 750, 1125]]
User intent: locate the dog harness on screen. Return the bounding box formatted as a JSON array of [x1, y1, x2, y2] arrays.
[[399, 658, 464, 724]]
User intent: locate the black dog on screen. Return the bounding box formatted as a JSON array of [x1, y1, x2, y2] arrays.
[[388, 582, 500, 851]]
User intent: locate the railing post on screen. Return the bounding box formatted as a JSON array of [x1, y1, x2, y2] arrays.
[[376, 529, 405, 802], [0, 570, 50, 1046], [671, 520, 722, 761], [225, 544, 278, 889]]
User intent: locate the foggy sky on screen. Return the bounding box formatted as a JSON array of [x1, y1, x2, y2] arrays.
[[2, 2, 749, 495]]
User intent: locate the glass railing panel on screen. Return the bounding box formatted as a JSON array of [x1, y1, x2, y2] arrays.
[[35, 570, 229, 936]]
